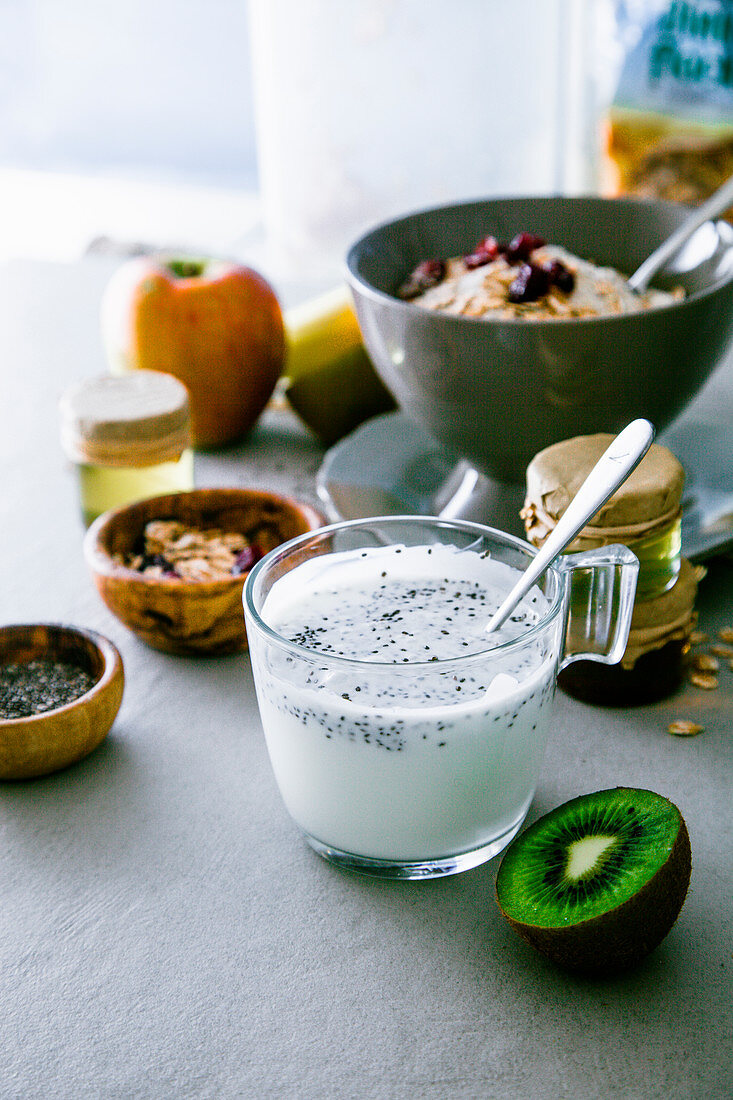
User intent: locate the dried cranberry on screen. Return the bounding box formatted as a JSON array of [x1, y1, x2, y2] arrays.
[[505, 232, 546, 263], [396, 259, 447, 300], [231, 545, 263, 576], [464, 252, 491, 270], [477, 234, 500, 256], [508, 263, 550, 303], [541, 259, 575, 294], [463, 235, 499, 269]]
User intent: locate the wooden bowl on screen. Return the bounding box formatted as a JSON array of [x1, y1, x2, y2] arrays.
[[83, 488, 324, 655], [0, 624, 124, 780]]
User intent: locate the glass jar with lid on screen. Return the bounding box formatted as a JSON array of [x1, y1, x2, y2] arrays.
[[522, 433, 685, 601], [60, 371, 194, 525], [521, 432, 695, 705]]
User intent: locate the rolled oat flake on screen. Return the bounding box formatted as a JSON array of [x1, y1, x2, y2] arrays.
[[0, 659, 94, 719], [667, 720, 704, 738]]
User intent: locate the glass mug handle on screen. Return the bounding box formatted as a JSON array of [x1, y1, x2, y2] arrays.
[[556, 545, 639, 670]]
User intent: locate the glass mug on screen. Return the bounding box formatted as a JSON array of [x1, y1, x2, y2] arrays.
[[244, 517, 638, 879]]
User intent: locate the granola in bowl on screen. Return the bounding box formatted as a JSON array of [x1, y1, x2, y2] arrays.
[[84, 487, 325, 655], [397, 232, 683, 321], [115, 519, 269, 581]]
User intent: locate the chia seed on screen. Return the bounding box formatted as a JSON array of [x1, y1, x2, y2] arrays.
[[0, 659, 95, 719]]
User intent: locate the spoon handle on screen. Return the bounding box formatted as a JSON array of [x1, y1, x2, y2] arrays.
[[486, 419, 655, 634], [628, 174, 733, 293]]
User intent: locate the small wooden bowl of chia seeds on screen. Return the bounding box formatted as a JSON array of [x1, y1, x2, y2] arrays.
[[0, 623, 124, 780]]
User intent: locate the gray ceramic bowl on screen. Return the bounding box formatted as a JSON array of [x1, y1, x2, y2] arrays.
[[346, 196, 733, 482]]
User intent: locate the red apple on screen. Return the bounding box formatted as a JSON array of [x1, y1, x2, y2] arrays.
[[101, 256, 286, 448]]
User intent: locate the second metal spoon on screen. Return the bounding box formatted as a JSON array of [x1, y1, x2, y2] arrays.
[[628, 174, 733, 293]]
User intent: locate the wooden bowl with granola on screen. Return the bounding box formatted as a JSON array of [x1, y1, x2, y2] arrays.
[[83, 489, 324, 655]]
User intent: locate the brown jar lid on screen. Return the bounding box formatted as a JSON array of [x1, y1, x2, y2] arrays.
[[60, 371, 191, 468], [523, 433, 685, 541]]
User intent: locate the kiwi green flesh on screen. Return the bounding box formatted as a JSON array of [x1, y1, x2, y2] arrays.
[[495, 788, 692, 975], [496, 787, 683, 927]]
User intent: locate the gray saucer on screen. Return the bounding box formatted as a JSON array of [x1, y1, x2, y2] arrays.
[[317, 411, 732, 562]]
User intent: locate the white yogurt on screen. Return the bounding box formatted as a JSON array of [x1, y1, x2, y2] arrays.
[[250, 543, 559, 862]]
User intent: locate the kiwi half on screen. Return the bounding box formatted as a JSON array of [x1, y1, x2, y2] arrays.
[[495, 787, 691, 976]]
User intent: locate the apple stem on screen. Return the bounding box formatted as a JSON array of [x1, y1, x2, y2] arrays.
[[167, 259, 206, 279]]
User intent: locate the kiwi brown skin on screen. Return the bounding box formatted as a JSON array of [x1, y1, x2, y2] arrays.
[[496, 795, 692, 977]]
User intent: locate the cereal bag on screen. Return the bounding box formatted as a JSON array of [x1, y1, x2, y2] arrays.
[[604, 0, 733, 217]]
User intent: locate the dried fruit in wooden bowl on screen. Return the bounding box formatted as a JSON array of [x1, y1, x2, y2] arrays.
[[84, 489, 323, 655]]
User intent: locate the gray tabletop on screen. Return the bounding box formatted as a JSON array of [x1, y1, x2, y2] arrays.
[[1, 257, 731, 1100]]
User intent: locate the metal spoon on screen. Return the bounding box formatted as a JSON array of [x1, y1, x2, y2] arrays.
[[628, 174, 733, 293], [485, 419, 655, 634]]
